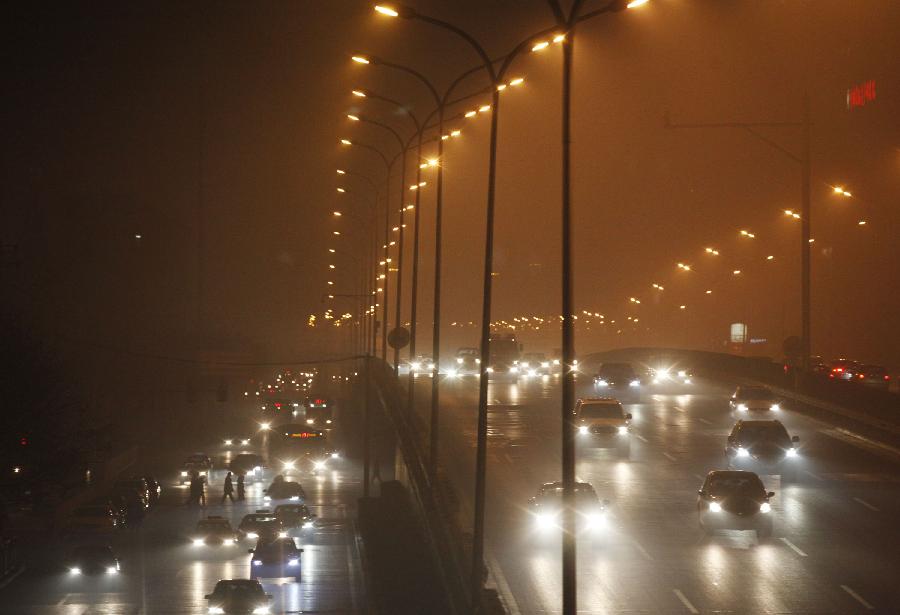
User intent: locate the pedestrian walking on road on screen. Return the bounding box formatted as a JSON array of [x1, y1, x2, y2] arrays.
[[221, 471, 234, 503], [236, 473, 245, 501]]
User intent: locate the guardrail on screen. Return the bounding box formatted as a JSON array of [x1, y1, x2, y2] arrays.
[[0, 536, 22, 583], [367, 358, 473, 615]]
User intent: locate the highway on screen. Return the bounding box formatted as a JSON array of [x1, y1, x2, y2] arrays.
[[411, 372, 900, 614], [1, 429, 365, 614]]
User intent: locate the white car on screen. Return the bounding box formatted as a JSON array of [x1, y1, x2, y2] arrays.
[[730, 386, 782, 413]]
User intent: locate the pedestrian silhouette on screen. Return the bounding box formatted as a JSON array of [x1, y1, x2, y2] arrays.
[[222, 471, 234, 503], [237, 473, 245, 501]]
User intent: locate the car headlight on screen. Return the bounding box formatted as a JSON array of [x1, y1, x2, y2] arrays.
[[289, 495, 299, 501], [253, 607, 270, 615], [535, 512, 557, 530], [252, 559, 262, 566], [303, 521, 314, 529], [578, 425, 589, 435], [288, 558, 299, 566], [541, 362, 550, 368], [247, 532, 258, 539], [737, 403, 748, 411], [684, 378, 692, 384], [331, 452, 340, 459], [224, 538, 235, 545], [786, 447, 798, 458], [527, 369, 538, 377], [263, 496, 271, 501], [485, 366, 494, 373], [192, 538, 204, 546], [313, 460, 326, 471], [224, 439, 233, 445], [509, 366, 519, 374], [259, 422, 271, 431], [736, 447, 749, 457], [253, 466, 261, 473], [181, 471, 188, 477], [552, 359, 560, 366], [760, 502, 771, 513], [199, 471, 207, 476], [617, 426, 628, 435], [585, 512, 607, 530], [597, 379, 609, 387], [658, 369, 671, 379], [306, 419, 315, 425], [629, 380, 640, 387], [446, 368, 458, 377], [208, 607, 225, 614], [677, 370, 687, 378], [242, 439, 250, 445], [283, 461, 295, 470], [278, 531, 288, 538], [521, 362, 530, 369], [325, 419, 332, 424], [456, 358, 464, 364], [106, 566, 118, 574], [708, 501, 722, 513], [770, 403, 780, 411], [69, 567, 81, 575], [410, 362, 422, 371]]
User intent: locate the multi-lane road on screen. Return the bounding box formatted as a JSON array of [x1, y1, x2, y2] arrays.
[[412, 373, 900, 614], [2, 430, 364, 614]]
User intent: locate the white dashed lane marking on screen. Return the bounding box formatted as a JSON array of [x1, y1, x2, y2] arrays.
[[853, 497, 879, 512], [779, 537, 808, 557], [673, 589, 699, 614], [841, 584, 874, 610]]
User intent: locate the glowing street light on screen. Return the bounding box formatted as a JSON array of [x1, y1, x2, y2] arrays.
[[739, 229, 755, 238], [705, 247, 719, 255], [509, 77, 524, 86], [374, 5, 399, 17], [351, 89, 366, 97], [652, 283, 664, 290], [677, 262, 691, 271], [340, 139, 352, 145], [627, 0, 650, 7], [531, 41, 550, 52], [333, 211, 342, 216], [351, 55, 370, 64], [347, 114, 360, 121], [336, 188, 346, 193], [336, 169, 346, 174]]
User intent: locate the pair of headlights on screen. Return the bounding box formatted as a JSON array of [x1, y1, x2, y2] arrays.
[[577, 426, 628, 435], [707, 501, 771, 514]]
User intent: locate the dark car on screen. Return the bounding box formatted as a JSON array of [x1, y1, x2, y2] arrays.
[[528, 481, 609, 535], [205, 579, 272, 614], [275, 503, 316, 530], [855, 364, 890, 389], [725, 420, 800, 479], [593, 362, 641, 389], [519, 352, 551, 376], [191, 516, 239, 546], [238, 510, 285, 541], [455, 347, 480, 373], [828, 359, 861, 382], [66, 544, 120, 576], [697, 471, 774, 539], [222, 436, 252, 449], [249, 536, 304, 582], [185, 453, 213, 470], [263, 480, 305, 503]]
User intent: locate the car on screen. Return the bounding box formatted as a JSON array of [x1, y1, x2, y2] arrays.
[[222, 436, 252, 449], [455, 347, 480, 373], [730, 385, 782, 413], [828, 359, 861, 382], [249, 536, 304, 582], [275, 503, 316, 530], [697, 471, 774, 539], [649, 364, 693, 384], [593, 362, 642, 389], [528, 481, 609, 535], [574, 398, 632, 456], [304, 396, 334, 427], [519, 352, 551, 376], [185, 453, 213, 470], [179, 462, 210, 485], [404, 356, 436, 375], [263, 479, 305, 502], [230, 453, 265, 479], [65, 544, 120, 575], [191, 516, 239, 546], [855, 364, 890, 389], [65, 504, 118, 533], [205, 579, 272, 614], [238, 510, 286, 541], [725, 420, 800, 479]]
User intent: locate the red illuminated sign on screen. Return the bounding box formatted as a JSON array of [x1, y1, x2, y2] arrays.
[[847, 79, 876, 109], [289, 432, 322, 439]]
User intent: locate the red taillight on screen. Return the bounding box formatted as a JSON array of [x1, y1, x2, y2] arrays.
[[315, 399, 325, 405], [834, 368, 843, 373], [274, 403, 281, 408], [858, 374, 865, 379], [885, 375, 891, 381]]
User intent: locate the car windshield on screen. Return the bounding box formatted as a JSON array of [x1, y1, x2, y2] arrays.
[[598, 364, 636, 378], [73, 546, 113, 559], [213, 582, 264, 599], [706, 474, 765, 495], [579, 403, 624, 419], [736, 424, 790, 444], [245, 515, 276, 523], [198, 520, 230, 531], [736, 387, 775, 400], [538, 484, 598, 502], [276, 505, 306, 514], [186, 455, 207, 463]]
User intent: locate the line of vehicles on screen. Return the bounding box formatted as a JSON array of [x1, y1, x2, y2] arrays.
[[60, 372, 343, 615], [809, 356, 892, 389], [529, 362, 800, 541]]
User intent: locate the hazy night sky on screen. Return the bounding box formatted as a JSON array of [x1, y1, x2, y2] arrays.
[[2, 1, 898, 366]]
